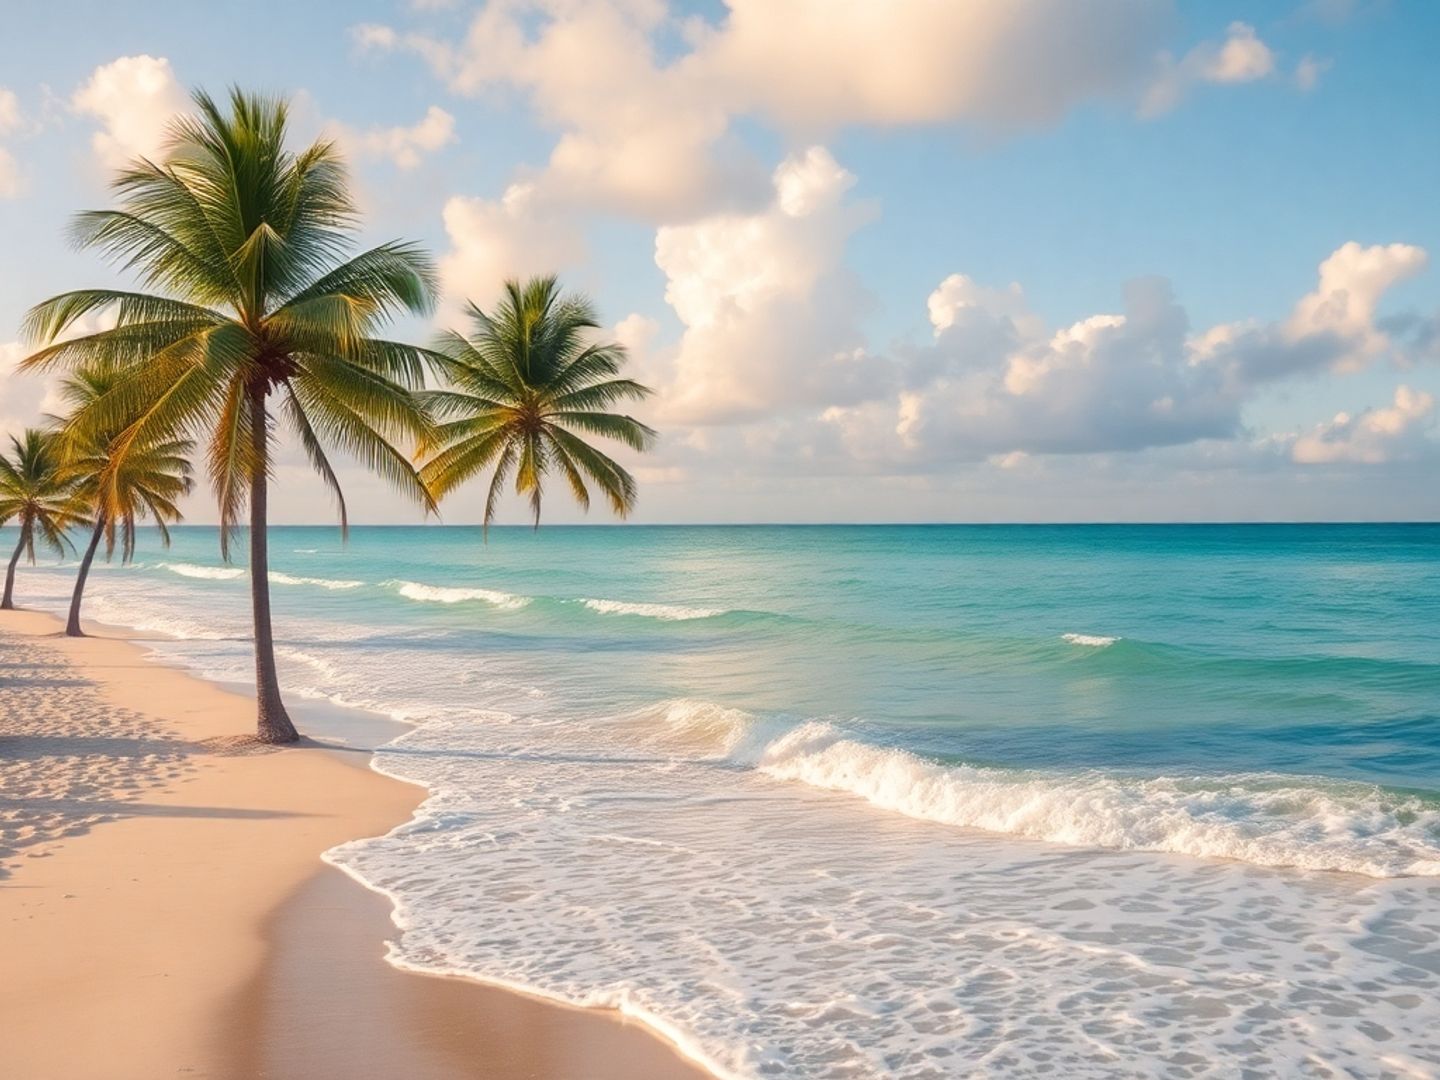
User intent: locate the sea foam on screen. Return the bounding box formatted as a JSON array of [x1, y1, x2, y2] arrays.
[[581, 598, 725, 621], [332, 700, 1440, 1080], [388, 579, 532, 610], [746, 719, 1440, 878], [1062, 632, 1119, 647], [160, 562, 245, 581], [271, 571, 365, 590]]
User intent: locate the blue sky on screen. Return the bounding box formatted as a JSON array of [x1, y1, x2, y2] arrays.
[[1, 0, 1438, 523]]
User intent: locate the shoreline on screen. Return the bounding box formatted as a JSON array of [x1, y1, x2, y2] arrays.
[[0, 608, 710, 1080]]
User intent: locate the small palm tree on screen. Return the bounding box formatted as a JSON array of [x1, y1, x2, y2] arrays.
[[21, 88, 437, 742], [53, 368, 195, 637], [422, 276, 656, 531], [0, 429, 91, 610]]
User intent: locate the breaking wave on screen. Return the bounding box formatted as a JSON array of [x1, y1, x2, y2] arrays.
[[160, 562, 245, 581], [387, 579, 532, 610], [272, 572, 365, 590], [581, 598, 726, 621], [643, 700, 1440, 879], [1062, 632, 1119, 647]]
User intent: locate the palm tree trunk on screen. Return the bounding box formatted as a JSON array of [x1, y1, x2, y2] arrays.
[[65, 516, 107, 636], [1, 525, 26, 610], [249, 385, 299, 744]]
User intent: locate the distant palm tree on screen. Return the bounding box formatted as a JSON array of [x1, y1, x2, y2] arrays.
[[53, 368, 195, 637], [21, 88, 437, 742], [422, 277, 656, 532], [0, 429, 91, 610]]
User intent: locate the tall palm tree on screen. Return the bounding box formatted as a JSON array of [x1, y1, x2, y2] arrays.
[[20, 88, 438, 743], [422, 276, 656, 532], [53, 368, 195, 637], [0, 429, 91, 610]]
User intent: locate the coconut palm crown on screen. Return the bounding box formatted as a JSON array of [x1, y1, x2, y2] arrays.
[[19, 87, 439, 742], [0, 429, 91, 610], [51, 367, 195, 636], [422, 276, 656, 532]]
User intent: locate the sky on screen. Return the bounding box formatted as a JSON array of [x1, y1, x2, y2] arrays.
[[1, 0, 1438, 525]]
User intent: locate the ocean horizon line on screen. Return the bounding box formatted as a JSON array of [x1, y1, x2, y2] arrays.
[[6, 519, 1439, 532]]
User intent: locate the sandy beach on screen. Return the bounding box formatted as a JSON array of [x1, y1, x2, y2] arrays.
[[0, 609, 709, 1080]]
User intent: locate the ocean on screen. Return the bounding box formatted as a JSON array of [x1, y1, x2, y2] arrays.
[[6, 523, 1440, 1077]]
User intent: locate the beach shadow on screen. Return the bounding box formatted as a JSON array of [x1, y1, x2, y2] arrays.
[[0, 733, 194, 759], [0, 676, 98, 690], [0, 796, 306, 821], [0, 797, 313, 886]]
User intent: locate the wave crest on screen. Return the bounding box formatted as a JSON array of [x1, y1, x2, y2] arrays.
[[1062, 633, 1118, 647], [750, 721, 1440, 878], [161, 562, 245, 581], [582, 598, 724, 621], [272, 572, 365, 590], [387, 579, 531, 610]]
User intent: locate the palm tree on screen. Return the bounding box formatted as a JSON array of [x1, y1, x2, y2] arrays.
[[53, 368, 195, 637], [0, 429, 91, 610], [422, 277, 656, 532], [20, 88, 438, 743]]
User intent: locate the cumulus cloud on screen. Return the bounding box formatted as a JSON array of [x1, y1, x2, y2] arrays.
[[71, 55, 188, 170], [363, 0, 766, 219], [1291, 386, 1437, 465], [437, 180, 585, 317], [349, 104, 457, 168], [358, 1, 1290, 222], [595, 131, 1434, 487], [1142, 21, 1276, 116], [1196, 242, 1430, 383], [821, 274, 1240, 467], [650, 147, 886, 423], [1288, 242, 1428, 353], [0, 341, 66, 444], [837, 240, 1431, 468], [684, 0, 1170, 132]]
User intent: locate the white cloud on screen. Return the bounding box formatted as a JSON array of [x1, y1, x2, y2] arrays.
[[369, 0, 763, 220], [822, 275, 1239, 466], [437, 181, 585, 318], [651, 147, 886, 423], [927, 274, 1043, 339], [1199, 22, 1275, 83], [1142, 21, 1277, 116], [72, 55, 188, 170], [0, 88, 24, 198], [1291, 386, 1436, 464], [685, 0, 1170, 132], [1294, 55, 1331, 92], [1287, 241, 1428, 360], [363, 0, 1279, 223], [0, 89, 21, 136], [353, 23, 400, 51], [0, 341, 67, 444], [351, 104, 457, 169], [1191, 241, 1429, 384], [612, 137, 1433, 483], [0, 147, 21, 199]]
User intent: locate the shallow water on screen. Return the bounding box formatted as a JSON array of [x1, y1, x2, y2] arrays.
[[8, 523, 1439, 1077]]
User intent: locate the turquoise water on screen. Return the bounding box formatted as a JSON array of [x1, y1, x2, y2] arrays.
[[7, 523, 1440, 1076], [21, 522, 1435, 788]]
